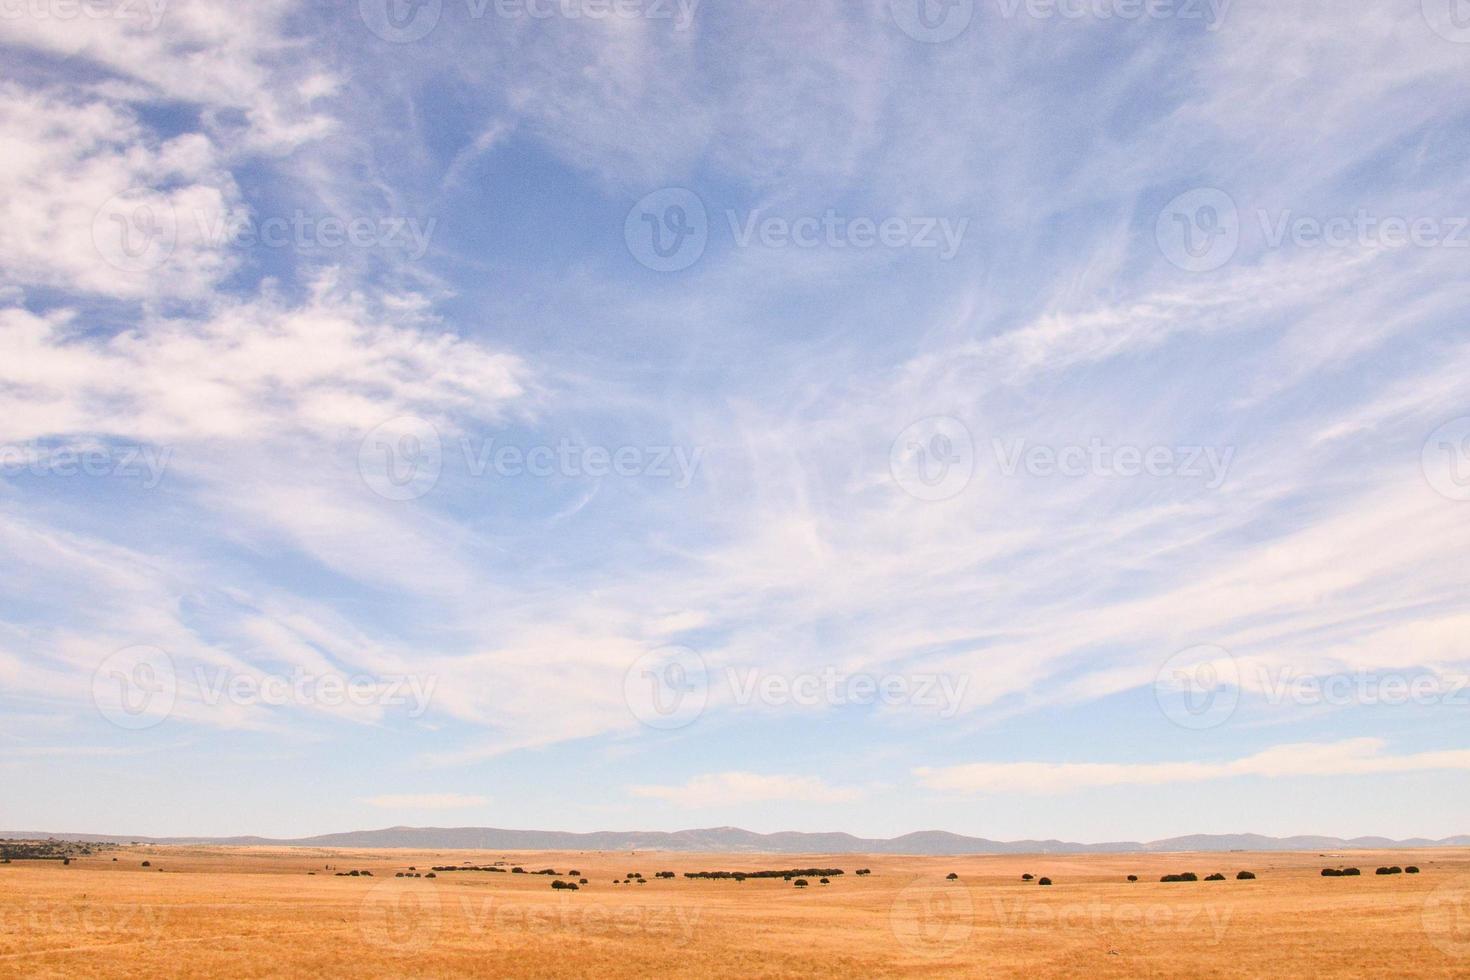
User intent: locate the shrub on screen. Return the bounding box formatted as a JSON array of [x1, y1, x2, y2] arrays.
[[1038, 878, 1052, 886], [1126, 875, 1138, 882], [1021, 874, 1034, 881], [1342, 868, 1361, 876], [1321, 869, 1340, 877], [141, 861, 151, 867], [794, 879, 808, 888], [551, 880, 578, 890], [579, 878, 588, 884], [425, 872, 436, 878], [1205, 873, 1226, 881], [1236, 871, 1256, 880], [946, 873, 958, 880], [511, 867, 526, 874], [1375, 866, 1403, 876], [1162, 873, 1198, 882], [1406, 866, 1421, 874], [819, 877, 830, 884]]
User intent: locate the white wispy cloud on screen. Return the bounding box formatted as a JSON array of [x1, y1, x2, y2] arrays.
[[916, 739, 1470, 794], [628, 772, 865, 807], [360, 793, 489, 809]]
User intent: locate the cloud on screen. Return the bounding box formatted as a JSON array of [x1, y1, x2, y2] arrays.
[[915, 739, 1470, 795], [628, 772, 865, 808], [360, 793, 489, 809]]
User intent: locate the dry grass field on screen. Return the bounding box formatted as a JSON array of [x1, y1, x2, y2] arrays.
[[2, 846, 1468, 978]]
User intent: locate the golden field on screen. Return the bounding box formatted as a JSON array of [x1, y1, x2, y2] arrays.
[[2, 846, 1468, 977]]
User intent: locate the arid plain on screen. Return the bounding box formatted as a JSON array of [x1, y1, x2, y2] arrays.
[[2, 846, 1468, 978]]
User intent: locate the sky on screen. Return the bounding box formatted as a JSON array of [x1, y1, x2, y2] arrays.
[[1, 0, 1469, 843]]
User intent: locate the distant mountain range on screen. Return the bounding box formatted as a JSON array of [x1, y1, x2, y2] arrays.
[[6, 826, 1468, 854]]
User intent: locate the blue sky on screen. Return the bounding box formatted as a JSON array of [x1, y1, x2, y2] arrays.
[[2, 0, 1469, 842]]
